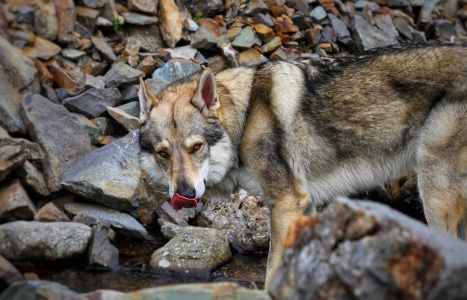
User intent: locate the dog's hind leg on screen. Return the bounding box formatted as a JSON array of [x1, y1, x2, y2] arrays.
[[417, 100, 467, 238]]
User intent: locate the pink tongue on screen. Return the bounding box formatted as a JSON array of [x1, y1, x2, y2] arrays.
[[171, 193, 198, 211]]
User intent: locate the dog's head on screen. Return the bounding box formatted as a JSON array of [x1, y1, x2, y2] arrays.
[[138, 68, 234, 210]]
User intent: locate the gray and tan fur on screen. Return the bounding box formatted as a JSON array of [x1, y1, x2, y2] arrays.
[[138, 45, 467, 286]]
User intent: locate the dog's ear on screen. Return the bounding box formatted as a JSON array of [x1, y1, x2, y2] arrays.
[[192, 68, 220, 117], [138, 78, 160, 123]]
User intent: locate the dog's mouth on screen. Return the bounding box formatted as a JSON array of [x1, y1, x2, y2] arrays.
[[171, 193, 198, 211]]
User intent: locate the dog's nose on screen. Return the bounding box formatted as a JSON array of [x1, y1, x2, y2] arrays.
[[176, 182, 197, 199]]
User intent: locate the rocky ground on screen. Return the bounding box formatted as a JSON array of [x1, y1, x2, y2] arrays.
[[0, 0, 466, 298]]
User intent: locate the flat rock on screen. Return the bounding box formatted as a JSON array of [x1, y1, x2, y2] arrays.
[[84, 74, 105, 89], [22, 36, 61, 60], [310, 6, 327, 22], [91, 36, 116, 61], [107, 106, 141, 131], [117, 102, 140, 118], [0, 221, 91, 261], [128, 0, 158, 14], [15, 160, 51, 197], [34, 202, 69, 222], [0, 280, 83, 300], [34, 0, 58, 41], [88, 223, 119, 270], [62, 88, 122, 118], [393, 17, 414, 39], [183, 0, 225, 17], [150, 226, 232, 277], [103, 62, 144, 88], [152, 58, 201, 83], [238, 48, 268, 66], [270, 46, 301, 60], [122, 12, 158, 25], [260, 36, 282, 53], [64, 202, 148, 239], [374, 14, 399, 38], [353, 14, 398, 51], [244, 0, 269, 16], [158, 0, 182, 48], [61, 48, 86, 60], [231, 26, 262, 50], [166, 45, 198, 60], [61, 131, 162, 226], [354, 0, 381, 11], [329, 14, 352, 44], [0, 180, 36, 223], [73, 113, 100, 145], [191, 26, 219, 49], [0, 255, 23, 284], [123, 25, 166, 52], [119, 85, 139, 103], [270, 197, 467, 299], [21, 93, 93, 192], [0, 71, 26, 134], [80, 0, 106, 8]]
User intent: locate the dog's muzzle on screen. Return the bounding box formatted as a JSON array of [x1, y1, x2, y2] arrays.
[[171, 193, 198, 211]]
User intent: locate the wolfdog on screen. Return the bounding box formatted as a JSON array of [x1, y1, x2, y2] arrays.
[[138, 44, 467, 286]]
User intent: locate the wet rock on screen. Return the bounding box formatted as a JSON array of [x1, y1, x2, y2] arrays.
[[352, 14, 398, 51], [61, 131, 162, 226], [128, 0, 158, 14], [62, 48, 86, 60], [198, 191, 270, 252], [158, 0, 182, 48], [270, 46, 301, 61], [244, 0, 269, 16], [0, 36, 38, 91], [151, 58, 201, 82], [393, 17, 414, 39], [374, 14, 399, 38], [150, 226, 232, 277], [231, 26, 262, 50], [15, 160, 51, 197], [91, 36, 117, 62], [21, 93, 93, 192], [34, 0, 58, 41], [191, 26, 219, 49], [122, 12, 158, 25], [0, 255, 23, 284], [311, 6, 328, 22], [0, 180, 36, 223], [237, 48, 268, 66], [103, 62, 144, 88], [23, 36, 61, 60], [0, 280, 83, 300], [53, 0, 79, 45], [166, 45, 198, 60], [270, 197, 467, 299], [156, 201, 194, 238], [107, 106, 141, 131], [0, 221, 91, 261], [34, 202, 69, 222], [62, 88, 122, 118], [123, 25, 166, 52], [88, 223, 119, 270], [64, 202, 148, 239], [0, 71, 26, 134]]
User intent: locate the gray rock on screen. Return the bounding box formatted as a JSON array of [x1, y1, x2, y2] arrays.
[[117, 101, 140, 118], [354, 1, 381, 12], [107, 106, 141, 131], [183, 0, 225, 17], [393, 17, 414, 39], [16, 5, 34, 24], [166, 45, 198, 60], [122, 12, 158, 25], [91, 36, 117, 61], [156, 201, 195, 238], [15, 161, 51, 197], [72, 113, 100, 145], [0, 255, 23, 284], [270, 197, 467, 299], [61, 48, 86, 60], [62, 88, 122, 118], [0, 280, 84, 300], [144, 78, 170, 94], [0, 71, 26, 134], [310, 6, 327, 22], [22, 36, 61, 60], [0, 221, 91, 261], [150, 226, 232, 277], [152, 58, 201, 83], [286, 0, 310, 15], [191, 26, 219, 49], [40, 84, 60, 104], [329, 14, 352, 44], [0, 180, 36, 223], [0, 36, 38, 91], [128, 0, 158, 14], [119, 84, 139, 103], [254, 13, 275, 28], [435, 19, 455, 40], [21, 93, 93, 192], [198, 191, 270, 252], [88, 223, 119, 270], [34, 202, 70, 222], [412, 30, 427, 43], [352, 14, 398, 51], [374, 14, 399, 38], [123, 25, 166, 52], [84, 74, 106, 90], [232, 26, 262, 50], [64, 202, 148, 239], [244, 0, 269, 16], [61, 131, 162, 226], [92, 117, 115, 135], [185, 18, 199, 31], [81, 0, 106, 8], [34, 0, 58, 41], [386, 0, 411, 7], [103, 62, 144, 88]]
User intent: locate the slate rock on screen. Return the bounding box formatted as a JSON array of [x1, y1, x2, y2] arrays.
[[191, 26, 219, 49], [91, 36, 116, 61], [254, 13, 275, 28], [0, 280, 83, 300], [88, 223, 119, 270], [386, 0, 411, 7], [152, 58, 201, 83], [0, 255, 23, 285], [238, 48, 269, 66], [352, 14, 398, 51], [103, 62, 144, 88], [62, 131, 162, 226], [0, 71, 26, 134], [15, 160, 51, 197], [183, 0, 225, 17], [72, 113, 100, 145], [61, 48, 86, 60], [107, 106, 141, 131], [244, 0, 269, 16], [393, 17, 414, 39], [166, 45, 198, 60], [117, 102, 140, 118], [119, 84, 139, 103], [434, 19, 455, 40], [354, 1, 381, 11], [158, 0, 182, 48], [329, 14, 352, 44], [62, 88, 122, 118], [128, 0, 158, 14], [123, 25, 166, 52], [64, 202, 148, 239], [22, 36, 61, 60], [122, 12, 158, 25], [374, 14, 399, 38], [231, 26, 262, 50], [84, 74, 105, 89], [92, 117, 114, 135], [310, 6, 327, 22], [412, 30, 427, 43], [80, 0, 106, 8], [21, 93, 93, 192], [0, 180, 36, 223], [150, 226, 232, 277], [0, 221, 91, 261], [270, 46, 301, 61], [270, 197, 467, 299]]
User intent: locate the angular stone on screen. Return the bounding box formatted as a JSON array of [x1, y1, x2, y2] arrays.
[[310, 6, 327, 22], [128, 0, 158, 14], [62, 131, 162, 226], [386, 0, 411, 7], [23, 36, 61, 60], [72, 113, 100, 145], [107, 106, 141, 131], [64, 202, 148, 239], [166, 45, 198, 60], [158, 0, 182, 48], [49, 63, 83, 92], [0, 221, 91, 261], [191, 26, 219, 49], [270, 197, 467, 299], [34, 202, 69, 222], [0, 180, 36, 223], [92, 117, 114, 135], [184, 18, 199, 31], [286, 0, 310, 15], [88, 223, 119, 270], [80, 0, 106, 8], [260, 37, 282, 53], [374, 14, 399, 38], [0, 280, 82, 300], [0, 71, 26, 134], [61, 48, 86, 60], [84, 74, 105, 89], [354, 0, 381, 12], [76, 6, 99, 32], [254, 23, 275, 43], [353, 14, 398, 51], [0, 36, 37, 91], [232, 26, 262, 50], [183, 0, 225, 17], [117, 101, 140, 118], [0, 255, 23, 284], [122, 12, 158, 25], [393, 17, 414, 39], [91, 36, 116, 61], [103, 62, 144, 88], [15, 160, 51, 197], [144, 78, 170, 95], [62, 88, 122, 118], [53, 0, 79, 45], [237, 48, 267, 67], [434, 19, 455, 40], [150, 226, 232, 277], [123, 37, 141, 68], [123, 25, 166, 52], [254, 13, 275, 28], [270, 46, 301, 61], [412, 30, 427, 43], [244, 0, 269, 16], [77, 56, 109, 77], [329, 14, 352, 44], [34, 0, 58, 41], [119, 84, 139, 103], [152, 58, 202, 83], [21, 93, 93, 192]]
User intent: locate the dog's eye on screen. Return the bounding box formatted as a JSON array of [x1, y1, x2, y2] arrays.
[[157, 150, 170, 159], [191, 143, 203, 154]]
